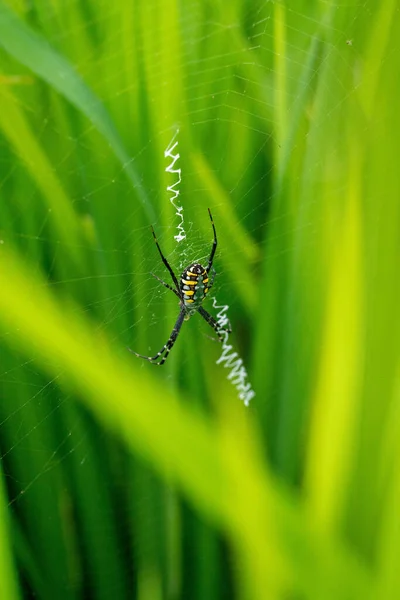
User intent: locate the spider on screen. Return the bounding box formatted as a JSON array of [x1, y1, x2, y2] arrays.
[[130, 208, 230, 365]]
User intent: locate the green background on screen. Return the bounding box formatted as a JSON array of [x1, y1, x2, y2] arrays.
[[0, 1, 399, 598]]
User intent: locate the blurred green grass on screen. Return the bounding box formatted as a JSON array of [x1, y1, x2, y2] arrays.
[[0, 1, 399, 599]]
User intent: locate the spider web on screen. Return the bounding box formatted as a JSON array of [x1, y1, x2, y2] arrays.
[[0, 0, 367, 595]]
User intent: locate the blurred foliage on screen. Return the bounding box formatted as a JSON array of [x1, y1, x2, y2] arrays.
[[0, 0, 399, 599]]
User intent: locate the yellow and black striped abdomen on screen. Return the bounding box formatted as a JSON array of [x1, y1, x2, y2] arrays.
[[180, 262, 209, 309]]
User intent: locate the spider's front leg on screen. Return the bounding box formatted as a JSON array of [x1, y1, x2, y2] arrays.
[[150, 272, 180, 298], [207, 266, 216, 290]]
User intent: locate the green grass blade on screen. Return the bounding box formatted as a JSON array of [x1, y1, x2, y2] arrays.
[[0, 465, 21, 600], [0, 242, 375, 600], [0, 2, 155, 222], [0, 87, 82, 259]]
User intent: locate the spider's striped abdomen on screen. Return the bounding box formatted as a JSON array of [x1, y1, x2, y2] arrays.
[[180, 263, 209, 309]]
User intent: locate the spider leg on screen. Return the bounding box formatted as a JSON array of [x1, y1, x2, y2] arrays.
[[150, 272, 181, 299], [207, 266, 216, 290], [198, 306, 231, 342], [129, 307, 186, 365], [151, 226, 180, 293], [206, 208, 217, 274]]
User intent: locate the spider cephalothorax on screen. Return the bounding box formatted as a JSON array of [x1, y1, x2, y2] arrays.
[[129, 209, 230, 365]]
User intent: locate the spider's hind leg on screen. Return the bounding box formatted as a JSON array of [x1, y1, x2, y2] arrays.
[[128, 307, 186, 366], [128, 348, 166, 365], [198, 306, 231, 342]]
